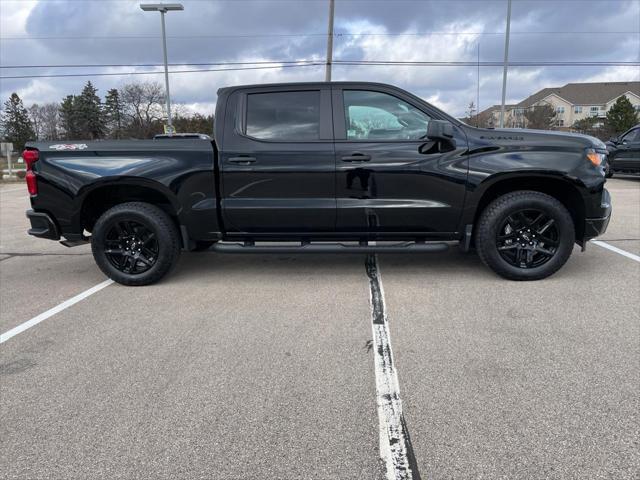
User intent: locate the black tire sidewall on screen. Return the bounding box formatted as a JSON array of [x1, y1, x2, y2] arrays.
[[91, 203, 180, 286], [605, 162, 613, 178], [477, 193, 575, 280]]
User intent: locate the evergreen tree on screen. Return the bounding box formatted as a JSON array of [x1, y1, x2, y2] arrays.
[[59, 95, 80, 139], [524, 104, 557, 130], [76, 81, 105, 139], [104, 88, 124, 139], [572, 116, 598, 132], [606, 96, 639, 135], [173, 113, 214, 135], [1, 93, 35, 152]]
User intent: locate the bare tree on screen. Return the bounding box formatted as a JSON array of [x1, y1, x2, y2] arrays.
[[120, 82, 166, 138], [475, 109, 494, 128], [40, 103, 60, 140], [466, 101, 476, 124], [28, 103, 60, 140], [28, 104, 43, 140]]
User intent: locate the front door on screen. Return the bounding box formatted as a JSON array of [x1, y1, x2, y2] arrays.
[[220, 87, 335, 234], [332, 86, 468, 235], [612, 127, 640, 171]]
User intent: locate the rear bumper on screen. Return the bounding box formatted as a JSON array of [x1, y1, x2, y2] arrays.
[[582, 188, 611, 241], [26, 210, 60, 240]]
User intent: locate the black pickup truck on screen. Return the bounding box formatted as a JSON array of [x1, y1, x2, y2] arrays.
[[24, 82, 611, 285]]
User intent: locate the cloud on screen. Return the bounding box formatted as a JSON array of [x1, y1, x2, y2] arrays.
[[0, 0, 638, 117], [13, 79, 60, 105]]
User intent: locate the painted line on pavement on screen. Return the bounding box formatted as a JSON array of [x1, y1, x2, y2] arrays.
[[365, 254, 420, 480], [591, 240, 640, 263], [0, 279, 114, 344], [0, 187, 25, 194]]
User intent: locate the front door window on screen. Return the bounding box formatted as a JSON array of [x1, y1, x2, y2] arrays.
[[343, 90, 430, 141]]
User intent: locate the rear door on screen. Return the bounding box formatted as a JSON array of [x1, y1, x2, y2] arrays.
[[331, 85, 468, 235], [220, 86, 335, 234]]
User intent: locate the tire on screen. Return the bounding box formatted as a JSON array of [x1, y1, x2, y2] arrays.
[[475, 191, 575, 281], [91, 202, 181, 286], [605, 163, 613, 178]]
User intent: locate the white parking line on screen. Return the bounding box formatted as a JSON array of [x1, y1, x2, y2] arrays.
[[365, 255, 418, 480], [0, 187, 25, 194], [591, 240, 640, 263], [0, 279, 114, 344]]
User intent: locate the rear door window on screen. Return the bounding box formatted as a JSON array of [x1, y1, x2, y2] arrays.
[[246, 91, 321, 141]]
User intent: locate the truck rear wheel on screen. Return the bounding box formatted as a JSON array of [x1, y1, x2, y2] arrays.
[[91, 202, 181, 286], [475, 191, 575, 281]]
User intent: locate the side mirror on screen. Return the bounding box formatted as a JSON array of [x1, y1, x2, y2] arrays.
[[609, 136, 618, 144], [420, 120, 456, 154], [427, 120, 454, 141]]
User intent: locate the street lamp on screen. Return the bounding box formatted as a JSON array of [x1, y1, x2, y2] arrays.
[[140, 3, 184, 135]]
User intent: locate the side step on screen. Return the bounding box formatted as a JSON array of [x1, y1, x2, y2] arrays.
[[211, 241, 449, 254]]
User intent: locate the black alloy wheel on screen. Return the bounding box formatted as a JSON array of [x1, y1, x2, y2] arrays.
[[475, 190, 575, 281], [104, 220, 159, 274], [496, 209, 559, 269], [91, 202, 181, 286]]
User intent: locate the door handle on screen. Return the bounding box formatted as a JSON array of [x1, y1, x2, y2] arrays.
[[341, 153, 371, 162], [228, 156, 257, 164]]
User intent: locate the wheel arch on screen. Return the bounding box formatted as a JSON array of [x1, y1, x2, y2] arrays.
[[78, 178, 181, 239], [469, 174, 586, 244]]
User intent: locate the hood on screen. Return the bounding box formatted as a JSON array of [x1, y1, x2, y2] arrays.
[[467, 127, 607, 150]]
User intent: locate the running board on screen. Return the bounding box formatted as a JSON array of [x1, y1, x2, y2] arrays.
[[211, 241, 449, 254]]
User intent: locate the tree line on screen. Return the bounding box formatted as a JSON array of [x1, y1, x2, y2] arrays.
[[0, 81, 214, 152]]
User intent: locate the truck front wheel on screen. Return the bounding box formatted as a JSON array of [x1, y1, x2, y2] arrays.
[[475, 191, 575, 281], [91, 202, 181, 286]]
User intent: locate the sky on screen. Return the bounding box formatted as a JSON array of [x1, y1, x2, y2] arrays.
[[0, 0, 639, 117]]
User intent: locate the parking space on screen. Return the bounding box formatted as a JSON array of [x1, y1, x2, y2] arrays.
[[1, 178, 638, 479], [380, 247, 638, 478]]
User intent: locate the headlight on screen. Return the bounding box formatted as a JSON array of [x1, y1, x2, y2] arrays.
[[586, 148, 605, 167]]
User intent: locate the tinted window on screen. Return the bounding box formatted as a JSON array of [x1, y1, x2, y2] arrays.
[[343, 90, 430, 140], [622, 129, 639, 143], [246, 91, 320, 140]]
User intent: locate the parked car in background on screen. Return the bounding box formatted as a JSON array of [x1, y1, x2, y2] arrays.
[[24, 82, 611, 285], [605, 124, 640, 177]]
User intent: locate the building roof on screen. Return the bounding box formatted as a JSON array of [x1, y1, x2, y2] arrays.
[[477, 104, 516, 115], [516, 82, 640, 108]]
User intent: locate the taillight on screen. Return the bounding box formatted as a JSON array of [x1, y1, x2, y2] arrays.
[[22, 149, 39, 195]]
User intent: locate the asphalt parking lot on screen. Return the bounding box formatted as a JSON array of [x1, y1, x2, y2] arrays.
[[1, 178, 638, 479]]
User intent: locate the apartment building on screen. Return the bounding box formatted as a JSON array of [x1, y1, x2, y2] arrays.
[[478, 82, 640, 129]]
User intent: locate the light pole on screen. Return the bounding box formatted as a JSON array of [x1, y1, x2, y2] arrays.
[[325, 0, 335, 81], [499, 0, 512, 128], [140, 3, 183, 134]]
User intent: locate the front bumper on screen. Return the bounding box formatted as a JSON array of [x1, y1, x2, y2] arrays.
[[26, 209, 60, 240], [582, 188, 611, 241]]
